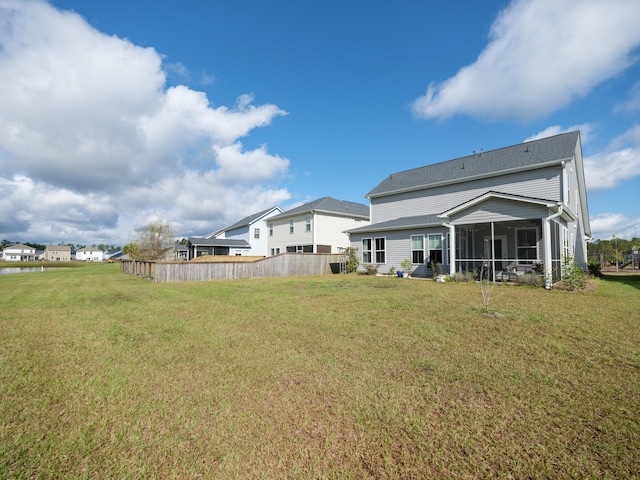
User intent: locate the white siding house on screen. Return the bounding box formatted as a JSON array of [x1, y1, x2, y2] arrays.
[[267, 197, 370, 255], [76, 248, 104, 262], [347, 132, 591, 288], [3, 243, 36, 262], [205, 206, 283, 257]]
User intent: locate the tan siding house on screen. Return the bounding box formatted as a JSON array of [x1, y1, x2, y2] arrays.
[[44, 245, 71, 262]]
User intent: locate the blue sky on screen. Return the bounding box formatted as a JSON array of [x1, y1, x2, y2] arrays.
[[1, 0, 639, 246]]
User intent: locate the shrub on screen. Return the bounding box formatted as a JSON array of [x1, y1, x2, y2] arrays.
[[561, 257, 588, 292], [450, 272, 474, 282], [388, 266, 396, 277], [400, 259, 413, 277], [517, 273, 544, 287], [587, 259, 602, 277], [361, 264, 378, 275], [344, 247, 359, 273]]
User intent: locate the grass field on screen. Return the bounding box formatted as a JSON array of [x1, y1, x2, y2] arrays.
[[1, 263, 638, 479]]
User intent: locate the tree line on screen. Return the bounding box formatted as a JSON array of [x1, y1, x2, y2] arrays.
[[588, 237, 640, 266]]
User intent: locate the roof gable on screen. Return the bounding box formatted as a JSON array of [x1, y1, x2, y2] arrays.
[[270, 196, 369, 220], [223, 206, 283, 232], [367, 131, 580, 198]]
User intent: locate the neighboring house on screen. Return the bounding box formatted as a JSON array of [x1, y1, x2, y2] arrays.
[[44, 245, 72, 262], [3, 243, 36, 261], [267, 196, 370, 255], [76, 247, 104, 262], [175, 243, 188, 260], [205, 206, 283, 257], [347, 131, 590, 288], [186, 238, 251, 259]]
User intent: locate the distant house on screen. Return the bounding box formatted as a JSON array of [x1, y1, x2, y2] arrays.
[[76, 247, 104, 262], [186, 237, 251, 259], [267, 196, 370, 255], [44, 245, 71, 262], [347, 131, 590, 288], [175, 243, 188, 260], [3, 243, 36, 262], [205, 206, 283, 257]]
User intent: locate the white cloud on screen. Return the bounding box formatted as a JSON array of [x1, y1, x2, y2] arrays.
[[590, 213, 640, 240], [412, 0, 640, 121], [524, 124, 595, 144], [584, 125, 640, 190], [0, 0, 290, 245], [615, 81, 640, 114]]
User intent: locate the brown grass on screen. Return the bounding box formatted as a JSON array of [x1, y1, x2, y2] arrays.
[[1, 265, 638, 479]]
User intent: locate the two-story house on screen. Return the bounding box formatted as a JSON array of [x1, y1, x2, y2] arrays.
[[3, 243, 36, 261], [76, 247, 104, 262], [44, 245, 71, 262], [204, 206, 283, 257], [347, 131, 590, 289], [267, 197, 370, 255]]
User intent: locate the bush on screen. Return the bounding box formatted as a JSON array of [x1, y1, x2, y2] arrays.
[[344, 247, 359, 273], [517, 273, 544, 287], [587, 259, 602, 277], [561, 257, 588, 292], [450, 272, 474, 282], [361, 264, 378, 275]]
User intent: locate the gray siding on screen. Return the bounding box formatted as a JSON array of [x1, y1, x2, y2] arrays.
[[371, 166, 561, 223], [448, 198, 549, 224], [350, 227, 449, 276]]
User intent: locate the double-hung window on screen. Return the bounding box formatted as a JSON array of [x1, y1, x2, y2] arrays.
[[269, 223, 274, 236], [428, 234, 443, 264], [362, 238, 372, 263], [289, 219, 294, 234], [305, 215, 312, 232], [374, 237, 386, 264], [254, 228, 260, 239], [411, 235, 425, 263]]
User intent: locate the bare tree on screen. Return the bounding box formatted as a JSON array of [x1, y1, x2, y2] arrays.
[[131, 221, 175, 261]]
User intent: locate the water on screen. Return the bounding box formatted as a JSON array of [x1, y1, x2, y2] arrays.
[[0, 266, 53, 275]]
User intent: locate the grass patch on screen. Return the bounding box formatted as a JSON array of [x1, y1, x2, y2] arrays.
[[1, 265, 639, 478]]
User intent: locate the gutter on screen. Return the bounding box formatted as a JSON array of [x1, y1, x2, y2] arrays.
[[542, 204, 564, 290]]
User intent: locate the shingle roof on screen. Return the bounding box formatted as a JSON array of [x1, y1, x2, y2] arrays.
[[347, 214, 442, 234], [187, 238, 250, 247], [7, 243, 34, 250], [367, 131, 580, 198], [269, 196, 369, 220], [45, 245, 71, 251], [222, 206, 282, 232]]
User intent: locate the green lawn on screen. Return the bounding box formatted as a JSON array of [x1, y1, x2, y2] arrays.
[[1, 264, 638, 479]]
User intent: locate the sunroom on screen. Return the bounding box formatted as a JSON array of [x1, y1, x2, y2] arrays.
[[439, 192, 577, 289]]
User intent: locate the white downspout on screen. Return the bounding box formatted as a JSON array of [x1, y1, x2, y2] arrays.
[[443, 222, 456, 275], [543, 205, 564, 290]]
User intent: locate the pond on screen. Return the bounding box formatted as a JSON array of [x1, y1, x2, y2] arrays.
[[0, 266, 56, 275]]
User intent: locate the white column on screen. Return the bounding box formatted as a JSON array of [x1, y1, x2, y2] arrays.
[[447, 224, 456, 275], [542, 216, 552, 289]]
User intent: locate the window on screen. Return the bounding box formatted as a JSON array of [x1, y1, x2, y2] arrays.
[[270, 248, 280, 255], [254, 228, 260, 239], [289, 219, 294, 234], [411, 235, 425, 264], [516, 228, 538, 264], [362, 238, 372, 263], [305, 215, 312, 232], [269, 223, 274, 236], [428, 234, 443, 264], [375, 237, 386, 264]]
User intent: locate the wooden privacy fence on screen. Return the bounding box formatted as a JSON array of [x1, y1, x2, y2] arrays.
[[121, 253, 344, 282]]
